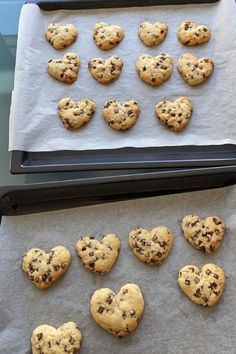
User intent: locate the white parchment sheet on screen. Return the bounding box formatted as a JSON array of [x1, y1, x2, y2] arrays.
[[1, 186, 236, 353], [9, 0, 236, 152]]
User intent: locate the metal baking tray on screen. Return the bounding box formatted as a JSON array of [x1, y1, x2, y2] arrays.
[[31, 0, 220, 11], [10, 145, 236, 173], [1, 164, 236, 216], [10, 0, 224, 174]]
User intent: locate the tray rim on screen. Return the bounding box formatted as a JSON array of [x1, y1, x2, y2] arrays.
[[10, 145, 236, 174], [28, 0, 220, 11], [2, 164, 236, 216]]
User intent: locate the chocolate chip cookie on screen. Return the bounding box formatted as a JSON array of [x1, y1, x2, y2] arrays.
[[22, 246, 72, 289], [177, 53, 214, 86], [181, 215, 226, 254], [76, 234, 120, 274], [90, 283, 144, 337], [103, 100, 140, 131], [48, 53, 80, 83], [178, 263, 225, 307], [155, 97, 193, 132], [128, 226, 173, 265], [177, 20, 211, 46], [45, 22, 78, 49], [58, 97, 96, 130], [31, 322, 82, 354], [88, 56, 123, 84], [139, 22, 168, 47], [93, 22, 124, 50], [136, 53, 173, 86]]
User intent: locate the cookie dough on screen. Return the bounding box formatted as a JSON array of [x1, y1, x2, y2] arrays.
[[155, 97, 193, 132], [177, 20, 211, 46], [22, 246, 72, 289], [88, 56, 123, 84], [76, 234, 120, 274], [181, 215, 226, 254], [48, 53, 80, 84], [178, 264, 225, 307], [177, 53, 214, 86], [139, 21, 168, 47], [136, 53, 173, 86], [90, 283, 144, 337], [45, 22, 78, 49], [103, 100, 140, 131], [128, 226, 173, 265], [31, 322, 82, 354], [58, 97, 96, 130], [93, 22, 124, 50]]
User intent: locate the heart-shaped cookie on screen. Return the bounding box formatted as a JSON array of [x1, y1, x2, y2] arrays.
[[45, 22, 78, 49], [31, 322, 82, 354], [103, 100, 140, 131], [93, 22, 124, 50], [136, 54, 173, 86], [177, 20, 211, 46], [90, 283, 144, 337], [22, 246, 71, 289], [139, 21, 168, 47], [58, 98, 96, 130], [128, 226, 173, 265], [48, 53, 80, 83], [155, 97, 193, 132], [181, 215, 225, 254], [88, 56, 123, 84], [178, 263, 225, 307], [177, 53, 214, 86], [76, 234, 120, 274]]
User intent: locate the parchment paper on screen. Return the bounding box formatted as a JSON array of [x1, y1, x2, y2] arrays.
[[1, 186, 236, 353], [9, 0, 236, 152]]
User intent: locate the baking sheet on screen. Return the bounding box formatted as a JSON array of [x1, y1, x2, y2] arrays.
[[9, 0, 236, 152], [1, 185, 236, 353]]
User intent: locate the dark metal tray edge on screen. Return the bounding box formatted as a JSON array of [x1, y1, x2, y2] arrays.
[[28, 0, 220, 11], [10, 145, 236, 174], [2, 165, 236, 217]]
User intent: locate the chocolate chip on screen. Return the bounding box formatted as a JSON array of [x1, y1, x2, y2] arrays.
[[194, 288, 201, 298], [98, 306, 105, 313], [37, 333, 43, 341], [213, 217, 222, 225], [209, 282, 217, 290], [106, 294, 114, 304]]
